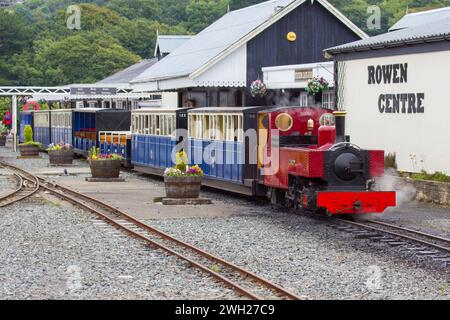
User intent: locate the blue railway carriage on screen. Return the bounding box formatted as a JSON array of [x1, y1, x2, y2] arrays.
[[19, 110, 34, 143], [33, 110, 51, 149], [131, 108, 189, 172], [73, 108, 131, 155], [187, 107, 265, 195], [50, 109, 73, 145]]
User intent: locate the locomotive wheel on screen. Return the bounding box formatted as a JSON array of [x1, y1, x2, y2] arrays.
[[318, 208, 332, 217], [268, 188, 285, 206]]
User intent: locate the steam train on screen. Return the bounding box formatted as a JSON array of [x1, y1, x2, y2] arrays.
[[20, 106, 396, 215]]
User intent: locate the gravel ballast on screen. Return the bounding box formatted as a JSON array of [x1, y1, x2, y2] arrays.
[[0, 197, 240, 300], [150, 210, 450, 300]]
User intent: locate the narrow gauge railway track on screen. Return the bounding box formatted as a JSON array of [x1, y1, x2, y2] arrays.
[[0, 162, 302, 300], [0, 163, 40, 207], [335, 218, 450, 265]]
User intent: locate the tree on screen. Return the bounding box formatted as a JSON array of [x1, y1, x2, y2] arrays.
[[0, 10, 33, 56], [0, 98, 11, 121], [32, 31, 140, 85], [185, 0, 229, 33]]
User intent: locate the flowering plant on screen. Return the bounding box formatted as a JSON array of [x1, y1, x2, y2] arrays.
[[164, 151, 204, 177], [0, 124, 8, 135], [47, 142, 73, 152], [250, 79, 267, 98], [306, 77, 329, 95], [88, 147, 123, 161]]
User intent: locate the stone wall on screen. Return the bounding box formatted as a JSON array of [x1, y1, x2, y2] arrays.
[[377, 175, 450, 207], [409, 179, 450, 207]]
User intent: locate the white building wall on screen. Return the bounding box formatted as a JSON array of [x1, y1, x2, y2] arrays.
[[341, 50, 450, 175], [194, 44, 247, 87], [161, 92, 178, 108]]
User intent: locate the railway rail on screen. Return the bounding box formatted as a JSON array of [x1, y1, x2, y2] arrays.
[[0, 161, 303, 300], [335, 218, 450, 265], [0, 163, 40, 207]]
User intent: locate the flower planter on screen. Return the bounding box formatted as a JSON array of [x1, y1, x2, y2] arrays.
[[164, 176, 202, 199], [0, 135, 6, 147], [48, 149, 74, 165], [89, 159, 121, 179], [19, 145, 40, 157]]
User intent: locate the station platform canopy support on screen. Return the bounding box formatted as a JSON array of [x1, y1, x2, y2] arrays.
[[0, 86, 153, 152]]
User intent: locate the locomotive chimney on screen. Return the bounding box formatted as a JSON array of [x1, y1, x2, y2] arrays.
[[333, 111, 347, 143]]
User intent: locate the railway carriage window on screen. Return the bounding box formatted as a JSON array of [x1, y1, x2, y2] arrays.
[[224, 115, 232, 141], [155, 115, 161, 135], [236, 115, 243, 142], [218, 115, 224, 140], [299, 93, 308, 107], [275, 113, 293, 132], [144, 115, 149, 134], [162, 115, 167, 136]]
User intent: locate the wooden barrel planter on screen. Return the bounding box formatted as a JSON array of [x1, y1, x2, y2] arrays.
[[19, 145, 40, 157], [89, 159, 121, 179], [48, 150, 74, 165], [0, 135, 6, 147], [164, 176, 202, 199]]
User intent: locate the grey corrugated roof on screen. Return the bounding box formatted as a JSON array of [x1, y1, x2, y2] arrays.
[[155, 35, 193, 55], [131, 0, 297, 83], [390, 7, 450, 31], [97, 59, 158, 86], [326, 16, 450, 55]]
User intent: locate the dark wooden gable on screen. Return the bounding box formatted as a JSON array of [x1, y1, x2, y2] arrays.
[[246, 1, 362, 105]]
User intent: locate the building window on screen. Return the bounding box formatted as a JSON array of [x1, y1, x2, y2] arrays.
[[322, 91, 335, 110], [299, 93, 308, 107]]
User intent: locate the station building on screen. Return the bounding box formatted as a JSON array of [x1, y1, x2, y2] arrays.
[[325, 7, 450, 175], [130, 0, 367, 109]]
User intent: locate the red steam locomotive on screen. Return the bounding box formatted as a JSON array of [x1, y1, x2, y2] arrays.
[[259, 107, 396, 215]]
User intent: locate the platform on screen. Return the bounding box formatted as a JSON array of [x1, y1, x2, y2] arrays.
[[85, 177, 126, 182]]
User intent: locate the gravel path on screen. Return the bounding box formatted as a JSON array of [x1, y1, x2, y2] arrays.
[[0, 197, 240, 300], [150, 211, 450, 300]]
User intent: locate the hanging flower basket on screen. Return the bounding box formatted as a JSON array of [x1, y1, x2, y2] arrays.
[[250, 80, 267, 98], [306, 77, 329, 103]]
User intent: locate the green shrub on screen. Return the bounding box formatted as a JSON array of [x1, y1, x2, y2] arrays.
[[411, 171, 450, 183], [0, 124, 8, 135], [24, 125, 33, 143], [19, 125, 41, 147]]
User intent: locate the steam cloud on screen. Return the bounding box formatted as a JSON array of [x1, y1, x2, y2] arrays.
[[376, 168, 417, 211]]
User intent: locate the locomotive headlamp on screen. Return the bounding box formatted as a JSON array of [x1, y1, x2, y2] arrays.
[[307, 118, 314, 130], [307, 118, 314, 136]]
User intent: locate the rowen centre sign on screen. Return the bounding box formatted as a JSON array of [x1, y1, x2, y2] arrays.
[[368, 63, 425, 114]]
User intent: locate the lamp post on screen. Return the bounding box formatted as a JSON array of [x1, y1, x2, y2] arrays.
[[12, 95, 17, 152]]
